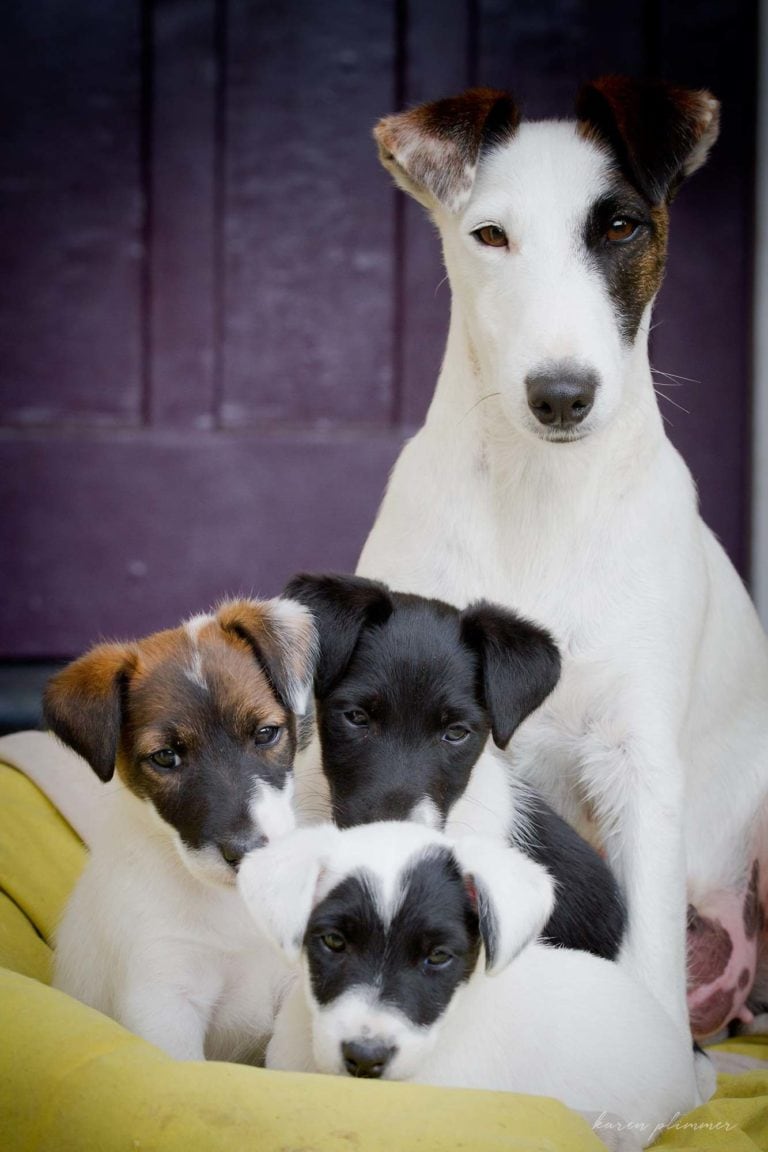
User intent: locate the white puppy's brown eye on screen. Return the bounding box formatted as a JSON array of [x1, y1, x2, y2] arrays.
[[442, 725, 470, 744], [605, 216, 640, 243], [320, 931, 346, 953], [424, 947, 453, 969], [473, 224, 507, 248], [255, 725, 281, 746], [149, 748, 181, 770], [343, 709, 369, 728]]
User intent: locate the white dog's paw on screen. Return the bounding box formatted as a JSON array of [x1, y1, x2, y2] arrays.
[[577, 1111, 645, 1151], [693, 1046, 718, 1103]]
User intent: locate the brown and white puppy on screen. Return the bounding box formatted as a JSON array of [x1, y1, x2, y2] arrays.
[[44, 597, 316, 1061]]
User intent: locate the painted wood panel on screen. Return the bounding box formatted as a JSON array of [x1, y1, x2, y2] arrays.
[[0, 0, 758, 658], [219, 0, 397, 429], [0, 1, 144, 427]]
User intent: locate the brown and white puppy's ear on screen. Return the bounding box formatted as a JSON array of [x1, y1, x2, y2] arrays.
[[282, 573, 393, 698], [452, 836, 556, 975], [374, 88, 520, 213], [238, 824, 339, 962], [43, 643, 136, 782], [216, 597, 318, 717], [576, 75, 720, 204], [460, 601, 561, 749]]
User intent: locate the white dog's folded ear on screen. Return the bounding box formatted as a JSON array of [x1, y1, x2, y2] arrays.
[[576, 76, 720, 204], [374, 88, 519, 213], [216, 597, 318, 716], [238, 825, 339, 962], [452, 837, 555, 975]]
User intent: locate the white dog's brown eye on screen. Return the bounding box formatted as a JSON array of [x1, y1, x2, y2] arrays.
[[255, 725, 281, 746], [605, 216, 640, 243], [442, 725, 470, 744], [473, 224, 507, 248], [320, 931, 346, 953], [424, 947, 453, 968], [343, 709, 369, 728], [149, 748, 181, 770]]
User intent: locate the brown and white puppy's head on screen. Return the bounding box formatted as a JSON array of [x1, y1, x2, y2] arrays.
[[239, 821, 554, 1080], [43, 598, 317, 886], [375, 77, 719, 443]]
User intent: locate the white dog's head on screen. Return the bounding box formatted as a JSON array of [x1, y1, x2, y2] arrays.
[[375, 77, 719, 443], [238, 821, 554, 1080]]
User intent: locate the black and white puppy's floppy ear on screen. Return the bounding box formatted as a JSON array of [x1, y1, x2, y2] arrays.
[[216, 597, 318, 716], [43, 642, 136, 782], [452, 836, 556, 975], [374, 88, 520, 213], [238, 824, 340, 962], [460, 602, 561, 749], [576, 75, 720, 205], [282, 573, 394, 698]]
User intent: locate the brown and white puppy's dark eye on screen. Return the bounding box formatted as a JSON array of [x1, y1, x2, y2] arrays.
[[148, 747, 182, 771], [473, 224, 507, 248], [254, 725, 282, 747], [605, 216, 641, 244]]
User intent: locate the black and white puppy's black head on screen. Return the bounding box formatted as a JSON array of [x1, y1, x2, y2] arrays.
[[44, 598, 317, 886], [284, 572, 560, 829], [239, 821, 554, 1079]]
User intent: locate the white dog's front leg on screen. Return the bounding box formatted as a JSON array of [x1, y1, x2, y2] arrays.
[[584, 732, 688, 1033]]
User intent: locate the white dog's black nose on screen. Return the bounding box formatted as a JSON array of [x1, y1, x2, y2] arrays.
[[526, 368, 597, 428], [218, 833, 268, 869], [341, 1039, 395, 1078]]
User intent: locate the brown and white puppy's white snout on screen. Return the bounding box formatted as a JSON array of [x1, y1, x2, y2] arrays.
[[43, 596, 317, 886], [238, 821, 555, 1081]]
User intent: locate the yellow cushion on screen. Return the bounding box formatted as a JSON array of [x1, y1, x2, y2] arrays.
[[0, 760, 766, 1151]]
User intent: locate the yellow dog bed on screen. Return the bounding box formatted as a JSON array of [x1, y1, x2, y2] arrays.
[[1, 759, 767, 1152]]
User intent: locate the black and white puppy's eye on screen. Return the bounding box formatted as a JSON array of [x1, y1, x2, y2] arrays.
[[442, 724, 470, 744], [254, 725, 282, 747], [343, 709, 369, 728], [473, 223, 508, 248], [148, 748, 181, 771], [424, 947, 453, 970], [605, 216, 641, 244], [320, 931, 347, 954]]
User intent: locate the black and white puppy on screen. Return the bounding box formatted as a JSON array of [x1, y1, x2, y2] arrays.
[[239, 821, 698, 1148], [285, 572, 625, 959]]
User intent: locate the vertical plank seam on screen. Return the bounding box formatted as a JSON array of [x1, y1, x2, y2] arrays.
[[212, 0, 228, 432], [466, 0, 479, 87], [390, 0, 408, 428], [139, 0, 154, 427]]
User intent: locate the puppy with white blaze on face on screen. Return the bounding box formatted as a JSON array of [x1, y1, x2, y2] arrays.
[[43, 597, 316, 1062], [238, 822, 699, 1150], [357, 75, 768, 1045]]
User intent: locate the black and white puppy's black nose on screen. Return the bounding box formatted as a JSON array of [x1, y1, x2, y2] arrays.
[[218, 833, 268, 870], [526, 367, 598, 428], [341, 1039, 396, 1079]]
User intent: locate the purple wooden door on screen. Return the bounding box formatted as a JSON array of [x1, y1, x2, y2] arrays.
[[0, 1, 757, 659]]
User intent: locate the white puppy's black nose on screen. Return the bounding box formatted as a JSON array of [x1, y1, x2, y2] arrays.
[[526, 368, 597, 428], [218, 833, 267, 869], [341, 1039, 395, 1079]]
